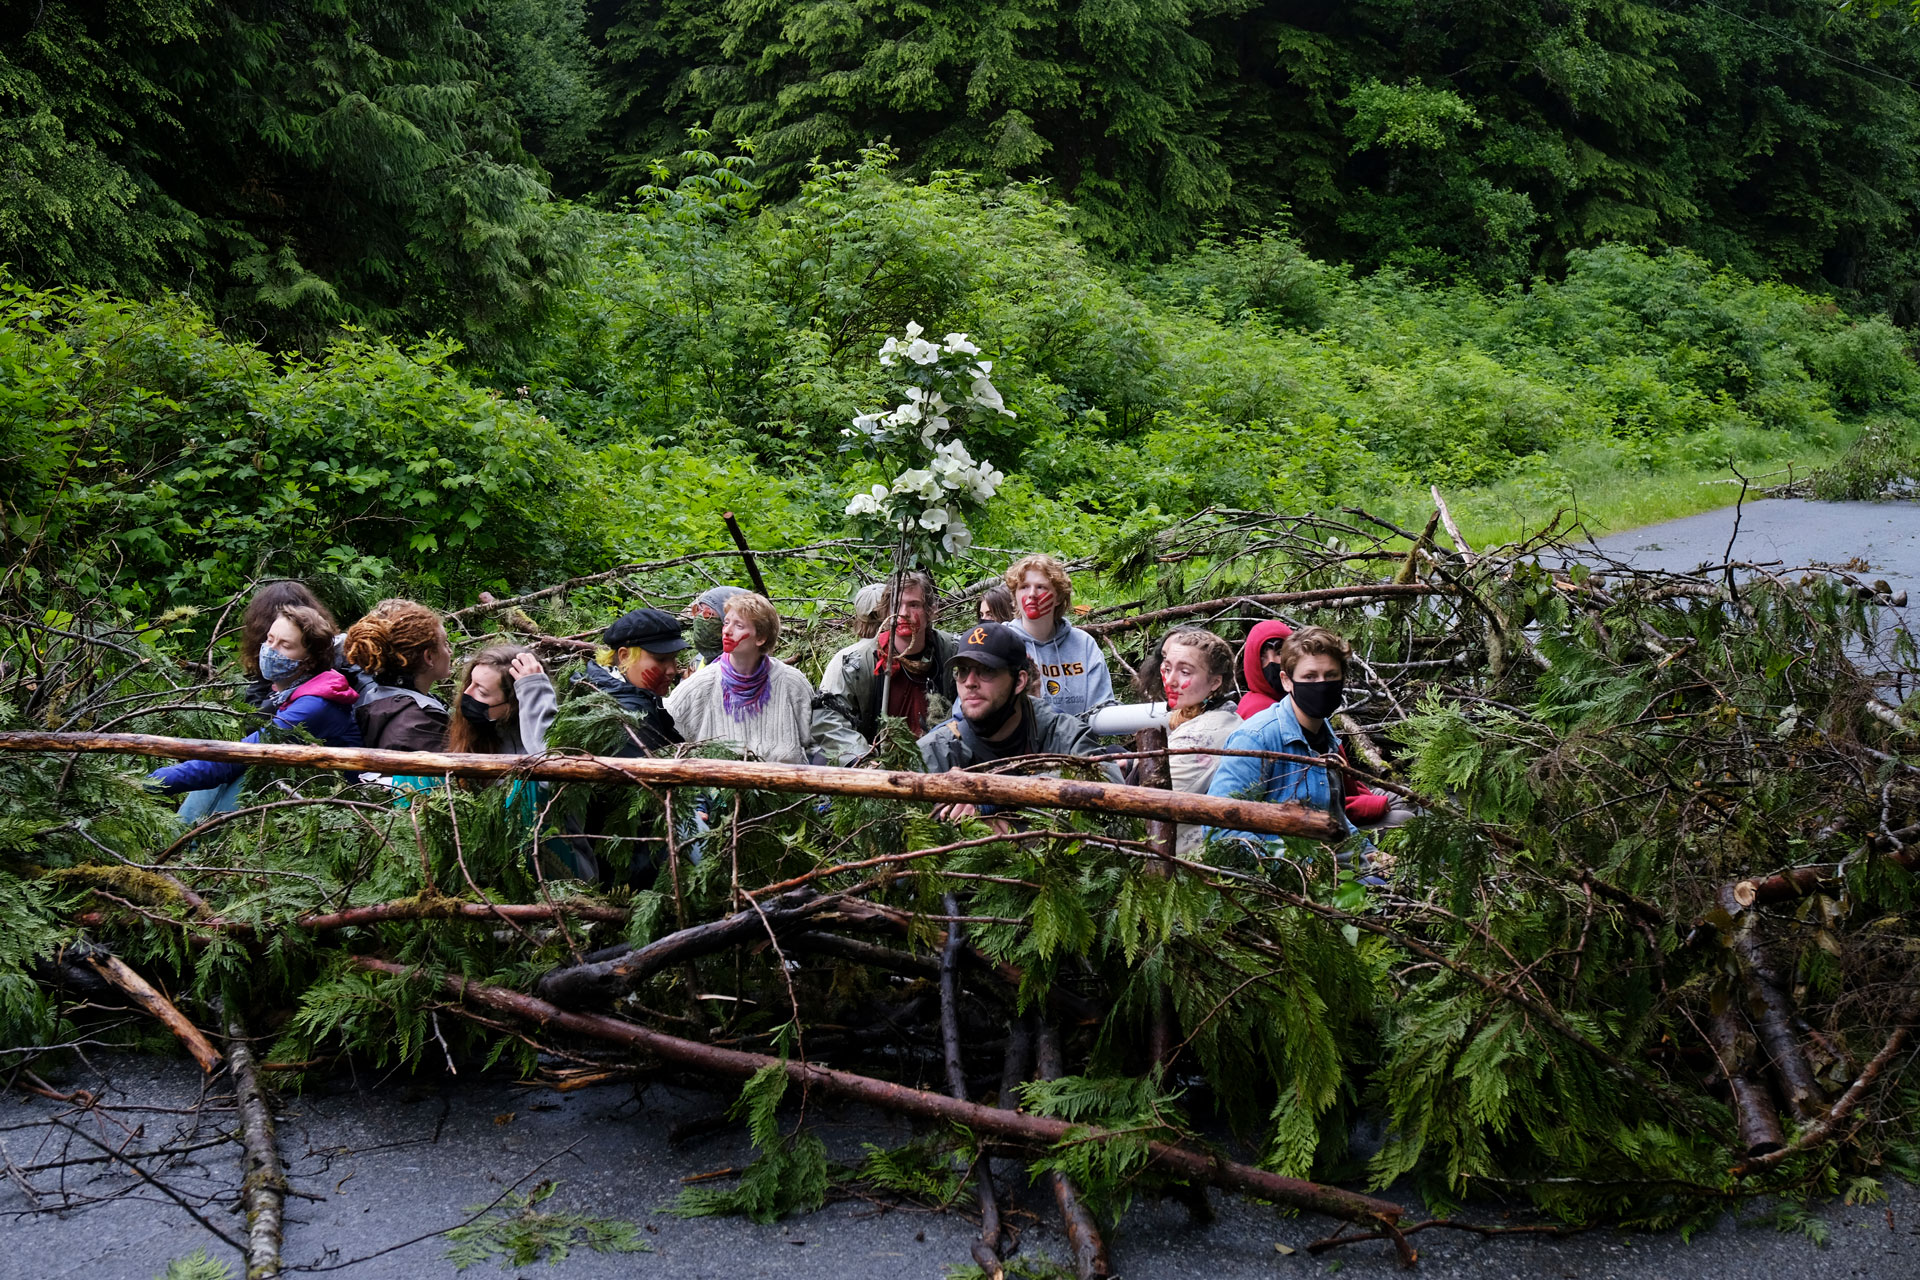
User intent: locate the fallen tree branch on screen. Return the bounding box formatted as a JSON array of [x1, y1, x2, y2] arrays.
[[443, 538, 866, 623], [224, 1007, 285, 1278], [1079, 583, 1445, 637], [1036, 1020, 1113, 1279], [536, 889, 835, 1007], [0, 731, 1346, 841], [299, 898, 630, 932], [351, 957, 1413, 1255], [73, 944, 222, 1072]]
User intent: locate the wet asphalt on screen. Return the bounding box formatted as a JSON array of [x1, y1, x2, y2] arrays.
[[5, 496, 1918, 1280]]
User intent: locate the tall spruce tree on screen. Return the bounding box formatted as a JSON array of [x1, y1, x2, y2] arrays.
[[2, 0, 584, 358], [593, 0, 1240, 253]]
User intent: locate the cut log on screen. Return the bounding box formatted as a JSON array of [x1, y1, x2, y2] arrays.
[[1731, 1011, 1917, 1176], [1720, 895, 1823, 1123], [75, 945, 222, 1072], [350, 957, 1412, 1258], [0, 731, 1346, 841], [1704, 1003, 1784, 1157]]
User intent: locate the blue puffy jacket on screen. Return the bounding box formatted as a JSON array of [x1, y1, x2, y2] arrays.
[[1203, 697, 1356, 847], [148, 669, 363, 794]]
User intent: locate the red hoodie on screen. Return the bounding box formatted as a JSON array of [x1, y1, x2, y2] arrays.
[[1235, 620, 1293, 718], [1234, 619, 1390, 824]]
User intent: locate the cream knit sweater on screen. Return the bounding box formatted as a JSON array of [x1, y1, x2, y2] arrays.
[[664, 657, 815, 765], [1169, 704, 1242, 856]]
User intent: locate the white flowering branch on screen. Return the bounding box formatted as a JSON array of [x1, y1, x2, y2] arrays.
[[842, 322, 1013, 562]]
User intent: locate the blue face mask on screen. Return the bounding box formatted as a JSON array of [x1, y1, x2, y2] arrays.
[[259, 641, 303, 684]]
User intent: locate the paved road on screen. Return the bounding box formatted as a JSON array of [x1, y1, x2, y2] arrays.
[[1587, 496, 1920, 604], [5, 1054, 1918, 1280], [6, 495, 1918, 1280]]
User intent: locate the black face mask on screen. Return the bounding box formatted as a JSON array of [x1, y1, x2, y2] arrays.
[[460, 694, 499, 726], [1289, 678, 1344, 721], [1262, 660, 1288, 695]]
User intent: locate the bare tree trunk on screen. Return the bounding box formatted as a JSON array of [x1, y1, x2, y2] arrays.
[[349, 956, 1411, 1257], [224, 1008, 285, 1278], [0, 731, 1346, 841]]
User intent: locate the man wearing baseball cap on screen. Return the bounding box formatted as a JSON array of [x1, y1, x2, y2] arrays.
[[918, 621, 1117, 820], [575, 606, 687, 754]]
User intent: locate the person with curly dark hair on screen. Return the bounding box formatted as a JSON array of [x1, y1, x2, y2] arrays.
[[149, 602, 363, 802]]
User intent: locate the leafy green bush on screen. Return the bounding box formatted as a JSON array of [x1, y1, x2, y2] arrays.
[[0, 282, 598, 612]]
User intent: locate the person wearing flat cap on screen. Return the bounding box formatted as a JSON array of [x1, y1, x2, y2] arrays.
[[575, 606, 687, 754], [917, 621, 1118, 821]]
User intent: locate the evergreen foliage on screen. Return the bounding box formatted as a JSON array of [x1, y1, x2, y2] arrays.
[[445, 1180, 649, 1269], [3, 0, 582, 357], [5, 511, 1916, 1233], [591, 0, 1920, 312]]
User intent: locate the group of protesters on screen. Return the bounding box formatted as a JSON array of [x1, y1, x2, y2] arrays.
[[151, 554, 1408, 877]]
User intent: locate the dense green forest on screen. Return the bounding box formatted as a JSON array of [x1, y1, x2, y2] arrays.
[[7, 0, 1920, 607]]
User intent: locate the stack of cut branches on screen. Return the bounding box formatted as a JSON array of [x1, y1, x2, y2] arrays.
[[3, 504, 1918, 1274]]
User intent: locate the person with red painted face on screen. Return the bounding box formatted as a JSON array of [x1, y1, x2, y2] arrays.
[[812, 570, 960, 765], [1156, 628, 1243, 856], [664, 592, 815, 764], [1003, 553, 1114, 720], [575, 607, 688, 754]]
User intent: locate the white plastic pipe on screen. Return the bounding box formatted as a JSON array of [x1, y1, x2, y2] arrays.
[[1087, 701, 1171, 735]]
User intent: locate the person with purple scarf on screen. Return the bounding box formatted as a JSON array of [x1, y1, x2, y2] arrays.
[[663, 592, 815, 764]]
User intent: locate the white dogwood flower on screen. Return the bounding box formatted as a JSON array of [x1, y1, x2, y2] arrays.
[[943, 333, 980, 356], [968, 375, 1015, 417], [942, 521, 973, 554], [891, 468, 941, 501], [845, 483, 889, 516], [905, 337, 941, 365], [919, 506, 951, 531]]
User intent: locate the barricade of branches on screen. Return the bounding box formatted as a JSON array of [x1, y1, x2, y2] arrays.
[[3, 504, 1919, 1273]]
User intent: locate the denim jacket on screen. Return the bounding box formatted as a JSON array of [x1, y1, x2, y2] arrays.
[[1202, 697, 1356, 846]]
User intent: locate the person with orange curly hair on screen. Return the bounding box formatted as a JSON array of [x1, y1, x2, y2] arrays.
[[342, 599, 454, 752]]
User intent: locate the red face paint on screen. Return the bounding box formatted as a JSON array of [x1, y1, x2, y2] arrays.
[[638, 665, 674, 695], [721, 634, 740, 654], [1021, 591, 1053, 620]]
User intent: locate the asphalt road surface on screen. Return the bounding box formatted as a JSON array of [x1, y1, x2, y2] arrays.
[[5, 495, 1917, 1280], [5, 1054, 1917, 1280]]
